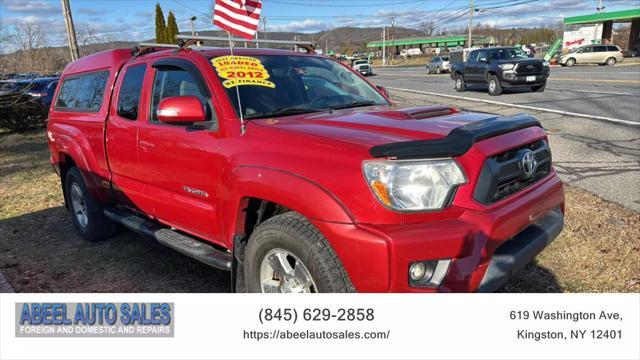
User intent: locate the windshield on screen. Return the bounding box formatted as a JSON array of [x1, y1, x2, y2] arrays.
[[489, 48, 528, 60], [354, 60, 368, 65], [210, 55, 388, 120], [441, 56, 449, 61]]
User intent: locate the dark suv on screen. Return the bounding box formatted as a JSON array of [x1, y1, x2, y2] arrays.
[[451, 47, 550, 96]]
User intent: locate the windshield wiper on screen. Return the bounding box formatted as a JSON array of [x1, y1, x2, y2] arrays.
[[244, 106, 324, 120], [330, 100, 377, 110]]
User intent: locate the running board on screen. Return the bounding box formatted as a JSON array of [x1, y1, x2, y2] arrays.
[[104, 208, 232, 271]]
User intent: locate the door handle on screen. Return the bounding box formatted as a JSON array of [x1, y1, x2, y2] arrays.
[[139, 140, 155, 151]]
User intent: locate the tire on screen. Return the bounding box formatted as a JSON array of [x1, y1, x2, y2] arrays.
[[606, 57, 617, 66], [565, 58, 576, 67], [425, 66, 430, 74], [532, 82, 546, 92], [244, 212, 354, 293], [454, 74, 466, 92], [436, 67, 441, 74], [64, 167, 116, 241], [487, 74, 503, 96]]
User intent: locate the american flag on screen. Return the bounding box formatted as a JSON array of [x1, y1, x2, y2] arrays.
[[213, 0, 262, 40]]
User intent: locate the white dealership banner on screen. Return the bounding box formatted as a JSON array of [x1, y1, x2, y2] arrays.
[[1, 293, 638, 360], [563, 25, 603, 50]]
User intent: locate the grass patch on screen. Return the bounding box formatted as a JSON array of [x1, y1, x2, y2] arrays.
[[0, 130, 638, 292]]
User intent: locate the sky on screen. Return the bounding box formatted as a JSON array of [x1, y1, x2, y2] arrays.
[[0, 0, 638, 50]]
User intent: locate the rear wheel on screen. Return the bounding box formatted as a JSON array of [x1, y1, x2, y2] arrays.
[[565, 58, 576, 67], [454, 74, 466, 92], [244, 212, 354, 293], [532, 82, 546, 92], [487, 75, 503, 96], [606, 57, 617, 66], [64, 167, 116, 241]]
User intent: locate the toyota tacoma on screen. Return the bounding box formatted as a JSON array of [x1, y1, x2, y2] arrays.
[[47, 44, 564, 293]]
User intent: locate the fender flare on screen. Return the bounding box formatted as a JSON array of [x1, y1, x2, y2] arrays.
[[54, 130, 110, 202], [227, 165, 354, 224], [224, 165, 355, 248]]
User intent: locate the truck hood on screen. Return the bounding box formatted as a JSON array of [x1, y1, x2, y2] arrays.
[[252, 105, 506, 148]]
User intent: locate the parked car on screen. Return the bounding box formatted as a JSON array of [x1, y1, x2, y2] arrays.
[[622, 49, 637, 58], [559, 44, 624, 67], [47, 47, 564, 293], [352, 59, 373, 76], [21, 77, 59, 110], [426, 56, 451, 74], [451, 46, 550, 96]]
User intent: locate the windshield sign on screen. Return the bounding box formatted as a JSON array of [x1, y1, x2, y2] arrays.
[[210, 55, 388, 120]]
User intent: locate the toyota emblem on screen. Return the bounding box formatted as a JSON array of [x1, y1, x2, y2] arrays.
[[521, 150, 538, 178]]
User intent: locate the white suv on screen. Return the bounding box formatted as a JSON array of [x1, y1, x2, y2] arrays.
[[352, 60, 373, 76]]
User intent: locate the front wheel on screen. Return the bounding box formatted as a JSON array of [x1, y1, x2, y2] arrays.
[[64, 167, 116, 241], [244, 212, 354, 293], [606, 57, 617, 66], [436, 67, 441, 74], [487, 75, 503, 96], [532, 82, 546, 92], [454, 74, 466, 92], [565, 58, 576, 67], [425, 66, 430, 74]]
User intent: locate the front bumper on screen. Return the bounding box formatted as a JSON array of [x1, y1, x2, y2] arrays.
[[501, 71, 548, 87], [314, 172, 564, 293]]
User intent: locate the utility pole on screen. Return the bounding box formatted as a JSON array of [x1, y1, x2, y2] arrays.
[[382, 26, 386, 66], [60, 0, 79, 61], [190, 16, 197, 36], [262, 17, 267, 40], [389, 18, 396, 65], [468, 0, 474, 49]]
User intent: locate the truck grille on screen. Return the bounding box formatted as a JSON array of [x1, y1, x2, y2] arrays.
[[473, 140, 552, 204], [515, 62, 543, 75]]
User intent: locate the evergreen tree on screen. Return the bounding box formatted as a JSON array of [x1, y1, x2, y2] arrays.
[[165, 11, 179, 44], [155, 3, 166, 43]]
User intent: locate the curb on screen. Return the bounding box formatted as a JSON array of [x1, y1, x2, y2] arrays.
[[0, 270, 15, 293]]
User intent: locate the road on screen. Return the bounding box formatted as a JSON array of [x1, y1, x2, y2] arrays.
[[372, 64, 640, 124]]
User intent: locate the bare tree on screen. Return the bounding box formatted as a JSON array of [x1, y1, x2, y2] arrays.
[[13, 21, 48, 72]]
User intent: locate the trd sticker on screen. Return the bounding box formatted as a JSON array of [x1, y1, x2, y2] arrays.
[[212, 56, 275, 89]]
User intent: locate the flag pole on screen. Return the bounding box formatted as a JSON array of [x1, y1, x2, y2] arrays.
[[226, 31, 246, 135]]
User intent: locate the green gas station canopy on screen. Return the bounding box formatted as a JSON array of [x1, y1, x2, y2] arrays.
[[564, 8, 640, 25], [366, 35, 492, 48]]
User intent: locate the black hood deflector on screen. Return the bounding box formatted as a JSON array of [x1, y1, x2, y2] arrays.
[[369, 114, 541, 159]]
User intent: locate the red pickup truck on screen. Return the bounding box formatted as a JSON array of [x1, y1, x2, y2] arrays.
[[47, 46, 564, 293]]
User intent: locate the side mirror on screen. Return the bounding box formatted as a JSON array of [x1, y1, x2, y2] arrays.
[[478, 57, 488, 63], [376, 85, 389, 98], [157, 96, 206, 123]]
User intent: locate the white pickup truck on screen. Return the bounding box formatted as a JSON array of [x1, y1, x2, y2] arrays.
[[352, 59, 373, 76]]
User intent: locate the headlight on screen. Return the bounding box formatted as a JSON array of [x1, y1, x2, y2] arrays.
[[363, 159, 466, 211], [498, 63, 515, 70], [542, 61, 549, 67]]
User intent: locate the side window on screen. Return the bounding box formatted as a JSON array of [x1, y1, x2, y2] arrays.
[[468, 51, 478, 62], [55, 71, 108, 111], [477, 51, 488, 61], [594, 45, 607, 52], [117, 65, 147, 120], [607, 46, 619, 52], [55, 78, 80, 108], [151, 67, 206, 122]]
